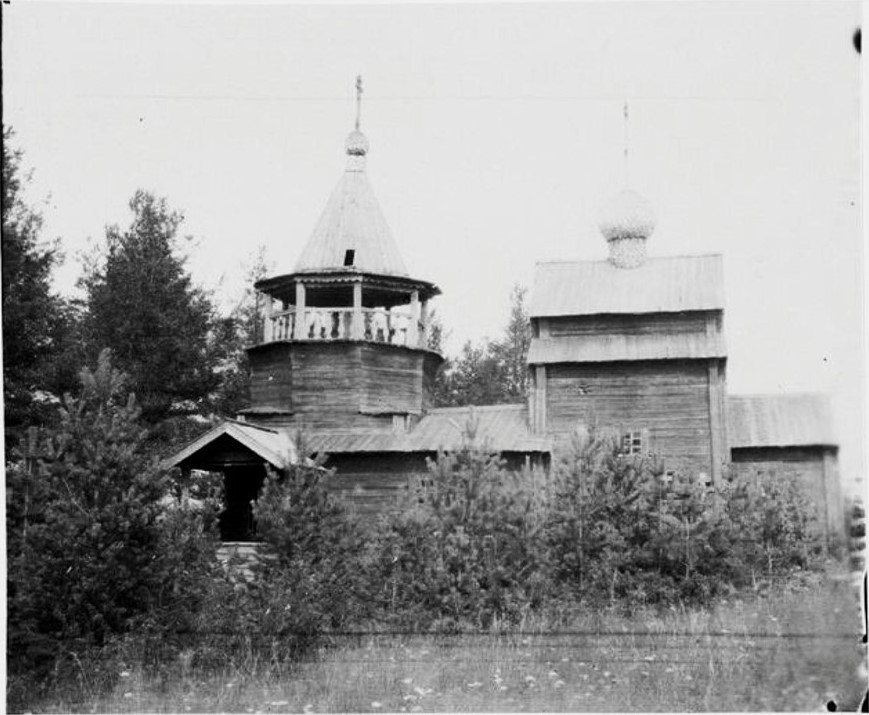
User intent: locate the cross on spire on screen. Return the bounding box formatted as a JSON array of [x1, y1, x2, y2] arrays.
[[355, 75, 363, 131], [623, 100, 630, 187]]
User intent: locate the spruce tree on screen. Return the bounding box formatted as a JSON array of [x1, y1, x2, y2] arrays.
[[82, 190, 221, 423], [1, 127, 66, 436]]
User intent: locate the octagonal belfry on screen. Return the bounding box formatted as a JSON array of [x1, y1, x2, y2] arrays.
[[244, 94, 443, 432]]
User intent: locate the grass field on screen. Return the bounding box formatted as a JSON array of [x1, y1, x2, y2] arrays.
[[12, 570, 866, 713]]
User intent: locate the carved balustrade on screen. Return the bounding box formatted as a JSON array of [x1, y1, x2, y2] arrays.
[[262, 307, 427, 348]]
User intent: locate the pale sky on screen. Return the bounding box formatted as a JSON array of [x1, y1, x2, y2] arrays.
[[2, 1, 864, 491]]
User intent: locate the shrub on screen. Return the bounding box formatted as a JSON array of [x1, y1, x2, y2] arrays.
[[248, 441, 372, 645], [543, 430, 825, 606], [6, 350, 221, 678], [720, 468, 824, 585], [369, 416, 550, 630]]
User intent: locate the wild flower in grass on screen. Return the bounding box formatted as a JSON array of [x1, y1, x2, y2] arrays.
[[402, 678, 413, 685], [554, 680, 565, 689], [270, 701, 289, 707], [467, 682, 482, 688], [303, 704, 314, 714], [119, 671, 131, 678], [413, 686, 433, 697], [371, 702, 383, 708], [123, 692, 133, 699], [402, 694, 416, 702], [548, 669, 558, 678]]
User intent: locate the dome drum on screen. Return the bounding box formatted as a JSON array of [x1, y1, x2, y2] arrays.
[[597, 188, 657, 269]]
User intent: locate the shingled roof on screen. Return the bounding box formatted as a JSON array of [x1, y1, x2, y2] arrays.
[[293, 132, 409, 277], [530, 255, 725, 317], [727, 394, 837, 449]]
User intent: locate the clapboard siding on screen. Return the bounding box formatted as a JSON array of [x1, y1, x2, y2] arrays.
[[548, 312, 711, 338], [546, 361, 713, 473]]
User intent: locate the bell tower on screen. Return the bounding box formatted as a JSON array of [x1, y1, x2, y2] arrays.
[[243, 77, 443, 431]]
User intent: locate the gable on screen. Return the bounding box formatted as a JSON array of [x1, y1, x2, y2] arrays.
[[164, 421, 298, 471]]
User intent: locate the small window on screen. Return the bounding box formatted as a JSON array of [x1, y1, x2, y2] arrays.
[[343, 249, 355, 266], [662, 470, 675, 484], [621, 430, 643, 455]]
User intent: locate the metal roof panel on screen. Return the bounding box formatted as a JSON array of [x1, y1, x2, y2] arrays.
[[530, 255, 725, 317], [727, 394, 836, 448]]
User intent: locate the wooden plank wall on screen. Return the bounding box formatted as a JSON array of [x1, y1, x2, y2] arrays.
[[248, 342, 437, 430], [325, 453, 431, 515], [248, 343, 294, 410], [545, 360, 713, 475], [324, 451, 546, 516], [730, 446, 841, 540], [549, 312, 711, 339], [359, 344, 429, 415]]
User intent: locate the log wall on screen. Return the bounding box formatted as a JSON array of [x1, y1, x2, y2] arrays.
[[246, 341, 442, 429], [324, 452, 543, 515], [545, 360, 716, 476]]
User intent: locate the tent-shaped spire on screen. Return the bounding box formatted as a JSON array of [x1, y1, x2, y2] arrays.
[[293, 78, 409, 277]]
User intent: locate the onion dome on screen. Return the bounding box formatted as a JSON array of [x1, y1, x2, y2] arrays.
[[598, 188, 656, 241], [345, 129, 370, 156], [598, 188, 656, 269]]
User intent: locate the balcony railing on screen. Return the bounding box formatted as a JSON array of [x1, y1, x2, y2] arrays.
[[262, 307, 429, 349]]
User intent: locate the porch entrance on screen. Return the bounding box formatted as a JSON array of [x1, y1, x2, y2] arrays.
[[219, 465, 267, 542]]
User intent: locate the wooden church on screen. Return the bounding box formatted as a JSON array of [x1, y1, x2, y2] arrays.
[[166, 87, 843, 544]]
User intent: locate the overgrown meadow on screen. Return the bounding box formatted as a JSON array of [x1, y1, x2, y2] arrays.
[[6, 351, 866, 712]]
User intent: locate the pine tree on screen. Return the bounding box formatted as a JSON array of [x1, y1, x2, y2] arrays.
[[6, 349, 220, 671]]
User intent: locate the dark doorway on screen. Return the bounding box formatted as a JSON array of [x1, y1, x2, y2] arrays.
[[219, 465, 267, 541]]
